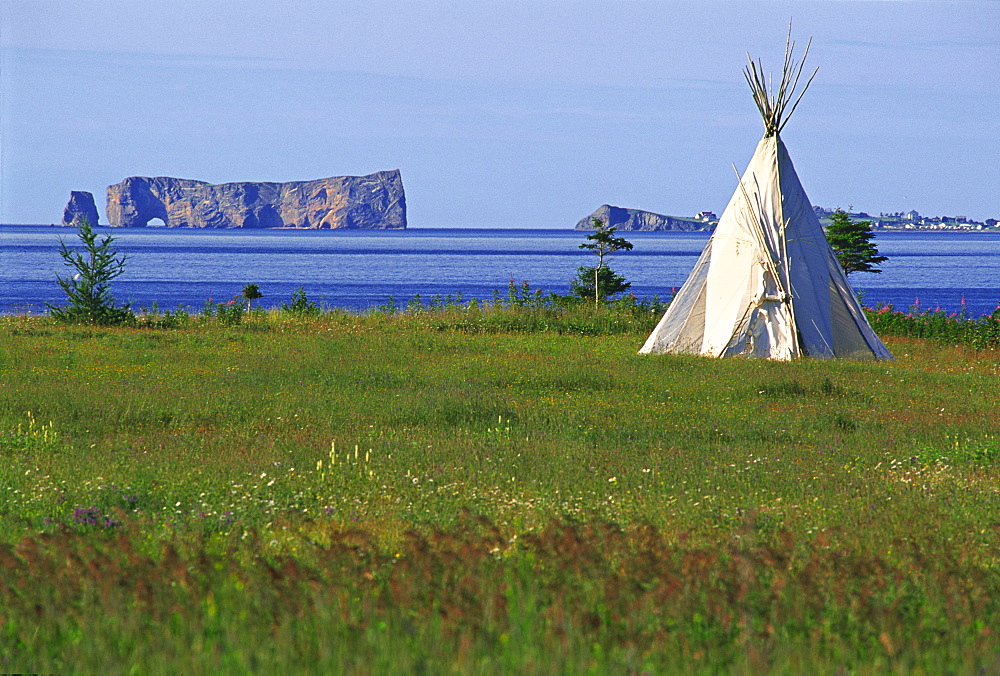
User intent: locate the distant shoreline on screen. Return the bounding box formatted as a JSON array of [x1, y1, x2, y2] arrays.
[[4, 223, 1000, 234]]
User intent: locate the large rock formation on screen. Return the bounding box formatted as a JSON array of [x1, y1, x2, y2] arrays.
[[105, 170, 406, 229], [575, 204, 711, 231], [62, 191, 100, 227]]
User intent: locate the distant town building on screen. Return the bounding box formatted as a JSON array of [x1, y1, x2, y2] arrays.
[[696, 211, 717, 222], [796, 206, 988, 231]]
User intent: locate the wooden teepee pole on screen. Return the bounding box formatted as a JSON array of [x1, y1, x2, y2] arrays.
[[743, 22, 818, 137]]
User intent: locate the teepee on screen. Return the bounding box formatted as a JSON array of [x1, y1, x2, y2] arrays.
[[639, 34, 892, 360]]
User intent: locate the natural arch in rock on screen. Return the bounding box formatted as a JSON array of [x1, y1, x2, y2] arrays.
[[104, 171, 406, 230]]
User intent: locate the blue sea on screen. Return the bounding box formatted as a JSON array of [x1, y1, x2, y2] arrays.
[[2, 225, 999, 317]]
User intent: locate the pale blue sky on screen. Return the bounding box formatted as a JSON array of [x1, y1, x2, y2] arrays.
[[1, 0, 997, 226]]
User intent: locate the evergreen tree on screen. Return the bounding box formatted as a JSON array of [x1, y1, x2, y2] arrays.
[[577, 217, 633, 306], [825, 208, 888, 275], [47, 220, 134, 325]]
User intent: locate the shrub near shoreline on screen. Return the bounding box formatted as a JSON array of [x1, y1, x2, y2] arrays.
[[865, 301, 1000, 350], [1, 309, 1000, 671]]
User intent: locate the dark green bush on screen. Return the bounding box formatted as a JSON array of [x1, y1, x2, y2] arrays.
[[281, 286, 321, 316]]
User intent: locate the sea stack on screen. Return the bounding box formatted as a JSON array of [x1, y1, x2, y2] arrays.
[[62, 191, 100, 227]]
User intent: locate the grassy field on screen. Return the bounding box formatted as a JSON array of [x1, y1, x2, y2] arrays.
[[2, 306, 999, 672]]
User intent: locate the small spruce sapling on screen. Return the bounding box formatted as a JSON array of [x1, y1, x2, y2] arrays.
[[47, 219, 134, 325], [575, 217, 634, 307]]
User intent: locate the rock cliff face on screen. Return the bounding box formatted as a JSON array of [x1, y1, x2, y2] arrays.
[[576, 204, 707, 231], [62, 191, 100, 227], [105, 170, 406, 229]]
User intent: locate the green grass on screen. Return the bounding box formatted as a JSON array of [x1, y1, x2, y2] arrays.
[[2, 307, 1000, 672]]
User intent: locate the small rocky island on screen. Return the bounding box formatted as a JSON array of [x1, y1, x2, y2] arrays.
[[576, 204, 715, 231], [63, 170, 406, 229], [61, 191, 100, 227]]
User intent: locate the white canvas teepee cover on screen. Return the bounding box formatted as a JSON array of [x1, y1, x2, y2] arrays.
[[639, 134, 893, 360]]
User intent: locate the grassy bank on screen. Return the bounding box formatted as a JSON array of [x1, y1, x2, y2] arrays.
[[2, 308, 999, 672]]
